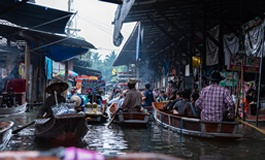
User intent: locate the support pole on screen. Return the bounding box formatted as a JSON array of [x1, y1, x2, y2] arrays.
[[25, 42, 30, 103], [256, 57, 263, 126]]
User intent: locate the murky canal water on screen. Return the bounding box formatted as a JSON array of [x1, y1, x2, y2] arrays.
[[2, 107, 265, 160]]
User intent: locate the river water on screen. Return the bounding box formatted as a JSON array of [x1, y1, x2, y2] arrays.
[[3, 107, 265, 160]]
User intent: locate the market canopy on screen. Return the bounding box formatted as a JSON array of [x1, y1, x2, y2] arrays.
[[0, 0, 73, 34], [0, 24, 96, 62], [112, 0, 265, 68]]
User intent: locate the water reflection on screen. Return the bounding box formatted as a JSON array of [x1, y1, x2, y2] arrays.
[[3, 107, 265, 160]]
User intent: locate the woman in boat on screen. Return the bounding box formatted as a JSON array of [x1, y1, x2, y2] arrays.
[[119, 79, 142, 112], [37, 79, 69, 118], [183, 92, 200, 117]]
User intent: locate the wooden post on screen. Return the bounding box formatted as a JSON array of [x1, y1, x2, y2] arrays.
[[25, 43, 30, 103], [240, 61, 245, 121], [256, 57, 263, 126], [64, 61, 69, 98]]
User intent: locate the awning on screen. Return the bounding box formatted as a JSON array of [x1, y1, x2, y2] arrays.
[[0, 24, 96, 62], [0, 0, 73, 34]]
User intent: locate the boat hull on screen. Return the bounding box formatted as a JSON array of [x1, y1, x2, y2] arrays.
[[35, 114, 88, 146], [152, 102, 242, 140], [108, 103, 150, 127], [115, 112, 150, 127], [0, 103, 27, 117]]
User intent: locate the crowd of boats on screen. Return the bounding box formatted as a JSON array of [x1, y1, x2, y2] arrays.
[[1, 75, 265, 160]]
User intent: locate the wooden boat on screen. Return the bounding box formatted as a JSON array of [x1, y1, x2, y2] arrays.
[[152, 102, 242, 140], [0, 147, 179, 160], [0, 103, 28, 117], [108, 103, 150, 127], [85, 108, 108, 124], [34, 104, 88, 146], [0, 120, 14, 149]]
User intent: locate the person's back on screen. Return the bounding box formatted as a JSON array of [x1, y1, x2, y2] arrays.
[[142, 84, 155, 107], [195, 71, 234, 122], [162, 90, 181, 111], [184, 92, 200, 117], [120, 79, 142, 112], [173, 89, 191, 114]]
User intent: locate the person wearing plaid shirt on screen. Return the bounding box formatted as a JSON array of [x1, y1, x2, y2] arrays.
[[195, 71, 235, 122]]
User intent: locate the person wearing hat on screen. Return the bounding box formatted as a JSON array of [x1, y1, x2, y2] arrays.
[[37, 79, 69, 118], [195, 71, 235, 122], [119, 78, 142, 112], [2, 87, 18, 108]]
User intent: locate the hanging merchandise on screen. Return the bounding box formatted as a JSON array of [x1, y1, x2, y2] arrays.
[[219, 71, 238, 87]]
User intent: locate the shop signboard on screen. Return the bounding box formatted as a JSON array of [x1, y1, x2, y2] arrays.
[[228, 54, 260, 73]]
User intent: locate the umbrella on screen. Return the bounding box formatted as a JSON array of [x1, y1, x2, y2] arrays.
[[56, 70, 78, 77], [75, 75, 98, 81], [118, 82, 127, 86]]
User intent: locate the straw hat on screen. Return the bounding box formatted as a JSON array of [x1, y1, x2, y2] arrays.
[[45, 79, 69, 94], [127, 78, 137, 85]]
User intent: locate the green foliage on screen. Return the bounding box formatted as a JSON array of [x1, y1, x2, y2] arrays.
[[90, 51, 127, 84], [76, 47, 128, 85]]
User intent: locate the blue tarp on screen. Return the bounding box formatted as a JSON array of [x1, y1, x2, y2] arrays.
[[0, 0, 73, 34], [0, 24, 96, 62]]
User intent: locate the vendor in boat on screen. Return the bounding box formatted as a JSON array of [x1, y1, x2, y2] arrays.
[[119, 79, 142, 112], [195, 71, 235, 122], [1, 87, 18, 108], [37, 79, 69, 118]]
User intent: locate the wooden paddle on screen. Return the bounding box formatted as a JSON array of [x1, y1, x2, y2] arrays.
[[106, 108, 120, 128], [12, 120, 35, 134], [236, 119, 265, 134]]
